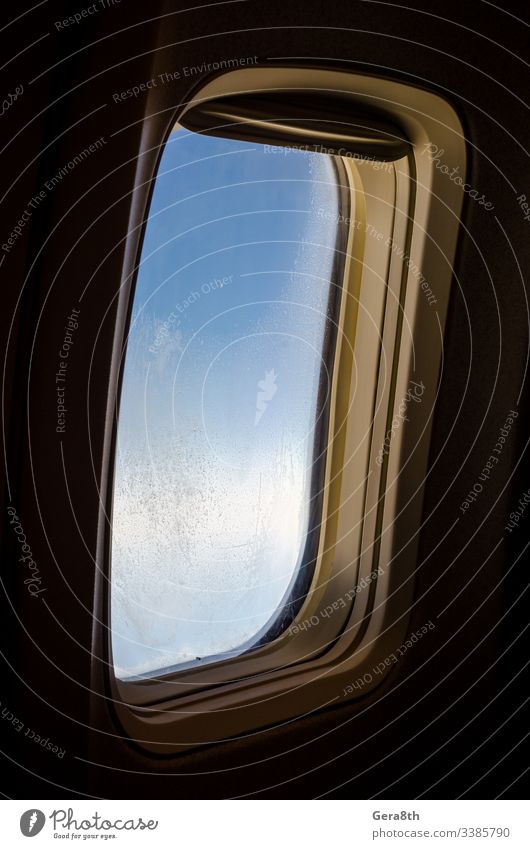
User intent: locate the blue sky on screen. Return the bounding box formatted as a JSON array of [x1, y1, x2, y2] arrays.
[[111, 128, 339, 678]]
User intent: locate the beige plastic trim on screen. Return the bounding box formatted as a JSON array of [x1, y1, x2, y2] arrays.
[[111, 66, 466, 751]]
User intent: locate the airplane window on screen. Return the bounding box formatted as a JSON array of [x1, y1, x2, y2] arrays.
[[111, 127, 343, 679]]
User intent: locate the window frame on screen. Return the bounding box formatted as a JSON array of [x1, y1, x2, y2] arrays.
[[99, 66, 466, 752]]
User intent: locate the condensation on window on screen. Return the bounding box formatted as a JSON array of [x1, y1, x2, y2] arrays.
[[111, 128, 340, 679]]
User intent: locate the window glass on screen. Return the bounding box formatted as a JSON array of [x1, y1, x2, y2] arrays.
[[111, 128, 341, 679]]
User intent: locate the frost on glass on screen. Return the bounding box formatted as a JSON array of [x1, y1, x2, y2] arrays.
[[111, 128, 339, 679]]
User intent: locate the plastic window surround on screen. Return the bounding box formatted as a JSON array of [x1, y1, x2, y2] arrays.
[[103, 67, 466, 752]]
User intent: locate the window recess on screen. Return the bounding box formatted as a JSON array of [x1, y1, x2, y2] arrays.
[[102, 67, 466, 751]]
